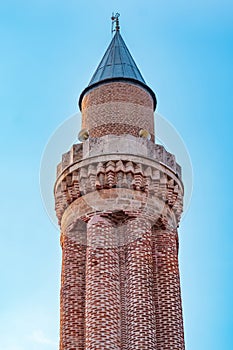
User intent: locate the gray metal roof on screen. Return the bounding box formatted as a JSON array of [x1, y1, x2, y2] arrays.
[[88, 31, 146, 85], [79, 31, 157, 110]]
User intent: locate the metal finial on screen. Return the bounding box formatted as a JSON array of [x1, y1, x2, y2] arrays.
[[111, 12, 120, 34]]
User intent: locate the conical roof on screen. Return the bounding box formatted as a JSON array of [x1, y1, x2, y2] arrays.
[[79, 31, 156, 110], [88, 31, 146, 85]]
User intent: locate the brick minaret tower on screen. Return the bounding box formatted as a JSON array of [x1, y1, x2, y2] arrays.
[[54, 17, 185, 350]]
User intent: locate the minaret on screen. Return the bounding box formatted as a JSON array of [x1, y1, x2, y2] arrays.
[[54, 17, 185, 350]]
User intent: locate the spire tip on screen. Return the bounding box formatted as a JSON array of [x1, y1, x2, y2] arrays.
[[111, 12, 120, 33]]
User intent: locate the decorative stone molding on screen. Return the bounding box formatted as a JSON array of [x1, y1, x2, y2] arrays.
[[56, 135, 182, 179], [56, 143, 83, 176], [55, 156, 183, 226], [59, 191, 179, 250]]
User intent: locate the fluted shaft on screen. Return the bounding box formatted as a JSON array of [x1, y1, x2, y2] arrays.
[[152, 226, 185, 350], [60, 227, 86, 350], [85, 215, 121, 350], [125, 218, 156, 349]]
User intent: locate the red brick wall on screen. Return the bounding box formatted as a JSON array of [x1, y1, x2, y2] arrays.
[[85, 215, 121, 349], [152, 226, 185, 350], [60, 228, 86, 349], [59, 214, 185, 350], [81, 82, 155, 141], [124, 218, 157, 349]]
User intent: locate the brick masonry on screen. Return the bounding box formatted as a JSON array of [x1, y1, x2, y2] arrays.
[[81, 82, 155, 141], [55, 80, 185, 349], [152, 224, 185, 350], [60, 234, 86, 349], [85, 215, 121, 350]]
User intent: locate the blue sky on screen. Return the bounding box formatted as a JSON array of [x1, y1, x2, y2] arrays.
[[0, 1, 233, 349]]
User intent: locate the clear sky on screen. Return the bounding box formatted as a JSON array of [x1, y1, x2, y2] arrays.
[[0, 1, 233, 349]]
